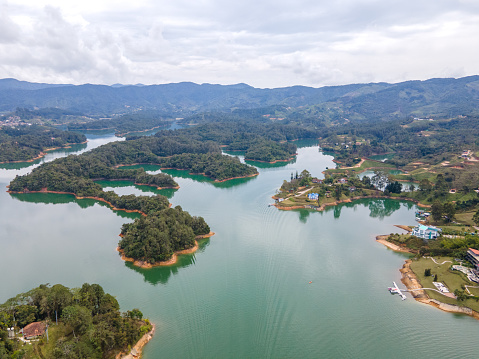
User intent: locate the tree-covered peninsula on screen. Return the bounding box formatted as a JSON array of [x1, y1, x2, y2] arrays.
[[0, 125, 86, 163], [0, 283, 152, 359], [119, 206, 210, 264]]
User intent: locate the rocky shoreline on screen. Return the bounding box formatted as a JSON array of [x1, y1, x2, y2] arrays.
[[117, 324, 156, 359]]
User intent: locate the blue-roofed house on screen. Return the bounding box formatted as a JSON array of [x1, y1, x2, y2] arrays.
[[411, 224, 442, 239], [308, 193, 319, 200]]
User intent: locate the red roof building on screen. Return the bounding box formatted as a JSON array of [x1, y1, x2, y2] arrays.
[[22, 322, 46, 339]]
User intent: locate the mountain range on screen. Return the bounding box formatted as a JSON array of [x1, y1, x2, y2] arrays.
[[1, 76, 479, 120]]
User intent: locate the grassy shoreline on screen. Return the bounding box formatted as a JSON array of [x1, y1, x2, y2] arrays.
[[377, 237, 479, 320]]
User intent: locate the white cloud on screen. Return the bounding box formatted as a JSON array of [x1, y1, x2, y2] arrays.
[[0, 0, 479, 87]]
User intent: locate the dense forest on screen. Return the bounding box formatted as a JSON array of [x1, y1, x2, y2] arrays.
[[0, 125, 86, 162], [0, 283, 151, 359], [156, 120, 318, 162], [119, 206, 210, 263]]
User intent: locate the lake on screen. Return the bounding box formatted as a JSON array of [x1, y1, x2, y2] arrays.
[[1, 135, 478, 358]]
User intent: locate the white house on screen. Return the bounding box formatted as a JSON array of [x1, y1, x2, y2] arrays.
[[411, 225, 442, 239]]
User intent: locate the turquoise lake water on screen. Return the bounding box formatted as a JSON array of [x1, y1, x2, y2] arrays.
[[1, 135, 478, 358]]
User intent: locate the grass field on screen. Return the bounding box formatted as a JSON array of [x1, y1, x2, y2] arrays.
[[409, 257, 479, 312], [455, 211, 478, 227]]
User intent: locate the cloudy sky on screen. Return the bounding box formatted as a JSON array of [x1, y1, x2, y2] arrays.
[[1, 0, 479, 88]]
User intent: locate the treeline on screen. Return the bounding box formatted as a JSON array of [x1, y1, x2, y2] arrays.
[[160, 153, 257, 180], [0, 283, 151, 359], [321, 117, 479, 165], [159, 120, 318, 162], [388, 232, 479, 258], [0, 125, 86, 162], [9, 154, 177, 197], [69, 110, 172, 135], [119, 206, 210, 263]]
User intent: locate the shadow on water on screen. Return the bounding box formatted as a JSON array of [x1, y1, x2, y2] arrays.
[[124, 238, 211, 285], [95, 180, 178, 199], [245, 158, 296, 169], [119, 165, 257, 189], [9, 192, 140, 219]]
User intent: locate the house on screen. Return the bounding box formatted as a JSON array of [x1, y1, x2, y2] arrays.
[[312, 178, 323, 184], [22, 322, 46, 340], [411, 225, 442, 239], [337, 178, 347, 184], [349, 186, 356, 192], [466, 248, 479, 270], [308, 193, 319, 200]]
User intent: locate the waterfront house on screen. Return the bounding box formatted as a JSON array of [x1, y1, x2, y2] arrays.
[[466, 248, 479, 270], [411, 224, 442, 239], [22, 322, 46, 340]]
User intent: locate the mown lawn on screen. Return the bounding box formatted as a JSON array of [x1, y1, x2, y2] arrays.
[[409, 257, 479, 312]]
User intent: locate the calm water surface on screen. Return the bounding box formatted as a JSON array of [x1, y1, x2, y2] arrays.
[[1, 136, 478, 358]]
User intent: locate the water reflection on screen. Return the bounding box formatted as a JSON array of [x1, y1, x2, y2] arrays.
[[298, 209, 311, 223], [119, 165, 258, 189], [9, 192, 140, 219], [95, 180, 178, 199], [124, 238, 210, 285], [294, 198, 416, 221], [245, 159, 296, 169]]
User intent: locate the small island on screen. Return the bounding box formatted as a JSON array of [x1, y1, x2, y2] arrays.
[[118, 206, 213, 267], [0, 283, 153, 359]]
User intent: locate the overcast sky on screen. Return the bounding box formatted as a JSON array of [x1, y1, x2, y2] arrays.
[[1, 0, 479, 88]]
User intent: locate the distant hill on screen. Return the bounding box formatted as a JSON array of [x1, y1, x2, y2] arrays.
[[0, 78, 71, 91], [1, 76, 479, 120]]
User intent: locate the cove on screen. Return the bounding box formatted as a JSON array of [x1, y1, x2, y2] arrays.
[[1, 136, 479, 358]]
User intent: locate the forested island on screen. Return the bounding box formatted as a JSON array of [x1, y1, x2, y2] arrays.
[[0, 125, 86, 163], [0, 283, 153, 359]]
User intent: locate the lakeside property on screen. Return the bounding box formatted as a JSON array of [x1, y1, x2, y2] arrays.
[[377, 226, 479, 320]]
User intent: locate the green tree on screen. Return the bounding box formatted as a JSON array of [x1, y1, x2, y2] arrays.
[[473, 209, 479, 226], [443, 202, 456, 222], [62, 305, 92, 337], [299, 169, 312, 186], [419, 179, 432, 192], [435, 174, 449, 196], [431, 200, 443, 222]]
